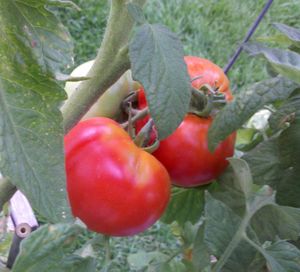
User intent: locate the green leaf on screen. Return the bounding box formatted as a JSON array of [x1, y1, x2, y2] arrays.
[[210, 169, 246, 216], [251, 205, 300, 243], [192, 224, 211, 271], [0, 1, 72, 222], [0, 1, 73, 76], [243, 42, 300, 84], [204, 193, 258, 272], [236, 128, 262, 151], [157, 260, 195, 272], [263, 241, 300, 272], [244, 94, 300, 207], [273, 23, 300, 48], [12, 224, 96, 272], [161, 187, 204, 226], [127, 2, 146, 24], [268, 94, 300, 131], [228, 158, 252, 200], [127, 251, 168, 271], [208, 76, 298, 151], [243, 139, 284, 185], [129, 23, 191, 139]]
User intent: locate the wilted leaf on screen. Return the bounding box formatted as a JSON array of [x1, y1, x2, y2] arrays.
[[161, 187, 204, 226], [244, 42, 300, 84], [208, 76, 298, 151], [13, 224, 96, 272], [129, 23, 191, 139]]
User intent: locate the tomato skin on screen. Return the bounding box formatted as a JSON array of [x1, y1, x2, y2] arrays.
[[65, 117, 170, 236], [184, 56, 233, 101], [153, 115, 236, 187]]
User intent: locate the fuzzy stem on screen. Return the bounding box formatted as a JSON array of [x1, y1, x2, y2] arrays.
[[62, 0, 146, 133]]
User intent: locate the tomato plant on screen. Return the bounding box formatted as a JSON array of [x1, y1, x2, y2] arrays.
[[64, 117, 170, 236], [2, 1, 300, 271], [136, 56, 236, 186]]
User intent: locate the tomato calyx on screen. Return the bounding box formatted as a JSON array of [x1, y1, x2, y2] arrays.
[[189, 85, 227, 118]]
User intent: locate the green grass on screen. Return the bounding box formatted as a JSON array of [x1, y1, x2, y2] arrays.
[[57, 0, 299, 90]]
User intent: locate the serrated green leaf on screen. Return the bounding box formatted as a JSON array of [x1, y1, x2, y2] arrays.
[[13, 224, 96, 272], [251, 205, 300, 243], [208, 76, 298, 151], [244, 42, 300, 84], [263, 241, 300, 272], [0, 1, 72, 222], [273, 23, 300, 48], [129, 23, 191, 139], [161, 187, 204, 226]]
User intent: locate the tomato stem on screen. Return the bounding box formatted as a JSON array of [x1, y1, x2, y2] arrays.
[[104, 235, 112, 265], [121, 107, 149, 129], [62, 0, 147, 133]]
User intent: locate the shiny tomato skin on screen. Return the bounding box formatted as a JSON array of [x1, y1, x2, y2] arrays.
[[153, 114, 236, 187], [184, 56, 233, 101], [65, 117, 170, 236]]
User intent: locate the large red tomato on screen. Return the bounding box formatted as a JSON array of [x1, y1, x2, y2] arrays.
[[64, 117, 170, 236], [153, 114, 236, 187], [136, 56, 235, 187]]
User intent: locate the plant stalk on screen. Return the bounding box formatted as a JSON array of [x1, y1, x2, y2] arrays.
[[62, 0, 146, 133]]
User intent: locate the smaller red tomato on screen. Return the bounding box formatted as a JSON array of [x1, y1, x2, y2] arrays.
[[153, 114, 236, 187], [184, 56, 233, 101], [65, 117, 170, 236]]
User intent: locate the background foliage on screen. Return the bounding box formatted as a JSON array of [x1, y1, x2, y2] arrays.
[[55, 0, 300, 89]]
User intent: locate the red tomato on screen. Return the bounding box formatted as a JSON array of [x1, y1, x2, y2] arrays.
[[135, 56, 235, 187], [64, 117, 170, 236], [184, 56, 233, 101], [153, 114, 236, 187]]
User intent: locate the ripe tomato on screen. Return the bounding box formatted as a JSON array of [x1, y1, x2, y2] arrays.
[[153, 114, 236, 187], [184, 56, 233, 101], [64, 117, 170, 236], [136, 56, 235, 187]]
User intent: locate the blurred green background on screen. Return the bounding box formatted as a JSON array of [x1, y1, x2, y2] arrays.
[[56, 0, 300, 92]]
